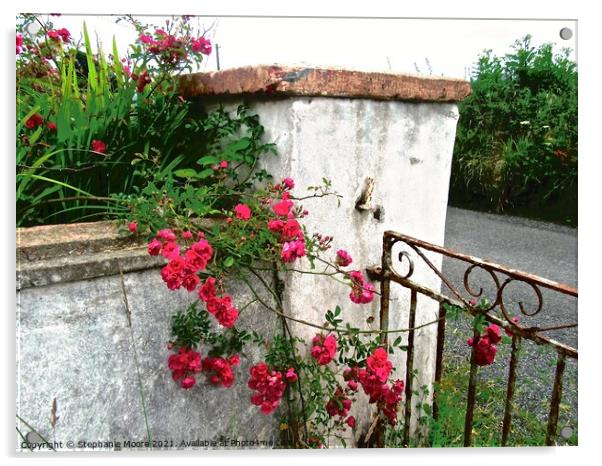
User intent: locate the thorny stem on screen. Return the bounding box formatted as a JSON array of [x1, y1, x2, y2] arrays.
[[237, 298, 258, 316], [245, 266, 310, 443], [238, 271, 443, 336], [315, 256, 384, 297], [292, 192, 342, 202], [252, 264, 340, 278]]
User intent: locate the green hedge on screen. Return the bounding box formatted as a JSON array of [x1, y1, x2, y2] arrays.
[[450, 36, 577, 225]]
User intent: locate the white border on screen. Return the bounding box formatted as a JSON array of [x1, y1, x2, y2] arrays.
[[4, 1, 600, 465]]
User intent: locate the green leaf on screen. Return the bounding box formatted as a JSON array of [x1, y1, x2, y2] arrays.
[[224, 256, 235, 268], [82, 22, 98, 92], [197, 155, 220, 166], [197, 168, 215, 179], [173, 169, 198, 178]]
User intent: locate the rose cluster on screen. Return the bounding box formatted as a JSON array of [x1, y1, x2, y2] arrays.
[[16, 34, 23, 54], [348, 348, 405, 425], [467, 323, 503, 366], [248, 362, 297, 415], [202, 355, 240, 388], [138, 28, 211, 66], [267, 178, 307, 263], [132, 69, 151, 93], [348, 270, 376, 304], [326, 387, 352, 417], [198, 277, 239, 328], [47, 28, 71, 43], [311, 334, 337, 366], [148, 229, 212, 292], [167, 346, 202, 389]]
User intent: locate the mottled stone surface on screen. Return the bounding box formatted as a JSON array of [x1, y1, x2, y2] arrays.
[[17, 269, 280, 451], [17, 220, 214, 290], [179, 65, 471, 103]]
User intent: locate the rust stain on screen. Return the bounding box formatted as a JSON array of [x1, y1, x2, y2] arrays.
[[178, 65, 471, 102]]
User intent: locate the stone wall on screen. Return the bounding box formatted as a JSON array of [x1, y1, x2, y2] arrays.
[[17, 222, 281, 450], [16, 66, 470, 450]]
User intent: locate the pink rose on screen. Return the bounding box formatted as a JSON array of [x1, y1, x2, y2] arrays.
[[485, 324, 502, 344], [147, 239, 162, 256], [335, 249, 353, 267], [268, 219, 284, 232], [180, 376, 196, 389], [311, 334, 337, 365], [234, 203, 252, 220], [285, 368, 298, 383], [272, 199, 294, 217], [161, 241, 180, 260]]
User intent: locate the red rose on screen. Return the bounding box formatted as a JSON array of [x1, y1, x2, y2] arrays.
[[474, 336, 497, 366], [191, 37, 212, 55], [25, 113, 43, 129], [485, 324, 502, 344], [91, 140, 106, 154]]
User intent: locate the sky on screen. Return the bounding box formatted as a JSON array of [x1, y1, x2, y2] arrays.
[[27, 15, 577, 79]]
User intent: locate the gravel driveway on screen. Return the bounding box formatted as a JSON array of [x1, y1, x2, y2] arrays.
[[440, 207, 578, 440]]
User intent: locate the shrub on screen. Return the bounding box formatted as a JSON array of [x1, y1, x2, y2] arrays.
[[16, 14, 244, 227], [450, 36, 577, 225]]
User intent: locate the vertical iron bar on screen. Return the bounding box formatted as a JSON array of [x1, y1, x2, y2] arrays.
[[215, 43, 221, 70], [379, 234, 392, 347], [545, 351, 566, 446], [501, 335, 521, 446], [373, 234, 392, 448], [463, 328, 479, 447], [402, 289, 418, 447], [432, 303, 447, 421], [379, 279, 390, 346]]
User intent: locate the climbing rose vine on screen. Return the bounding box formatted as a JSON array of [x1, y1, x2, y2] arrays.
[[128, 173, 410, 447]]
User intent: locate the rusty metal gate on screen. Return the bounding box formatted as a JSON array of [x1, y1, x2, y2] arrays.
[[367, 231, 578, 447]]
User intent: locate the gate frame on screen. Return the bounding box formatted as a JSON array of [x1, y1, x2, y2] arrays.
[[367, 230, 578, 447]]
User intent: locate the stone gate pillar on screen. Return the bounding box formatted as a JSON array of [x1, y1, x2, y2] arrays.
[[181, 65, 471, 443]]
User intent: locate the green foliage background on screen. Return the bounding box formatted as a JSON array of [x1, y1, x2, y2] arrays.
[[450, 36, 577, 225]]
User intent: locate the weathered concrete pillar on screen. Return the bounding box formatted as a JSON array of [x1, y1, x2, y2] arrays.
[[181, 66, 470, 443]]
